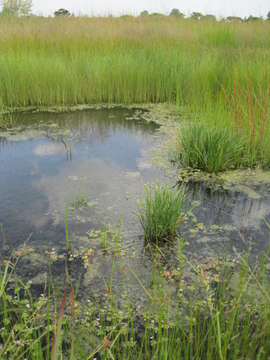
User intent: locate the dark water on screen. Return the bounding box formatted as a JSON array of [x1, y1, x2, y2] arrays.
[[182, 181, 270, 261], [0, 109, 270, 301]]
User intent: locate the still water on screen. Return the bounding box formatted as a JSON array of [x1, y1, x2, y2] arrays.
[[0, 108, 269, 299]]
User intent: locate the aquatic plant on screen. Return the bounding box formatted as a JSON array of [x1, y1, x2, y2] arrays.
[[0, 112, 15, 129], [138, 182, 185, 243], [2, 239, 270, 359], [176, 123, 247, 173], [71, 191, 88, 209]]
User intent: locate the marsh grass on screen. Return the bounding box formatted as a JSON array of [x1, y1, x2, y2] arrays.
[[2, 239, 270, 359], [0, 16, 269, 167], [222, 81, 270, 167], [138, 183, 185, 243], [176, 123, 247, 173]]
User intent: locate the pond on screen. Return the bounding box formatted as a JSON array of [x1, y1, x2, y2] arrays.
[[0, 108, 270, 301]]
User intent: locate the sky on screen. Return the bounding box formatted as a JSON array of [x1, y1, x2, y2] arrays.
[[23, 0, 270, 18]]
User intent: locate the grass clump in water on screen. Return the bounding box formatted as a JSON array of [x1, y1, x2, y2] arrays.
[[138, 182, 185, 243], [176, 123, 247, 173], [71, 191, 88, 209]]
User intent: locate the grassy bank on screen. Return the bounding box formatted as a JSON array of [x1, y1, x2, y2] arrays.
[[0, 17, 269, 109], [0, 16, 269, 166]]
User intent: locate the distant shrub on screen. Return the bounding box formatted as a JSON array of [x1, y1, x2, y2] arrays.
[[138, 183, 185, 243], [226, 16, 243, 22], [169, 9, 184, 18], [246, 15, 262, 22], [176, 123, 247, 173], [191, 12, 203, 20], [150, 13, 165, 17], [140, 10, 149, 17]]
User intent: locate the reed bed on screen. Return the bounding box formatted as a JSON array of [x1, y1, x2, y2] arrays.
[[0, 16, 269, 165], [0, 16, 269, 110]]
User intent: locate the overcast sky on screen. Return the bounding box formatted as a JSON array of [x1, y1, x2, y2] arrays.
[[28, 0, 270, 18]]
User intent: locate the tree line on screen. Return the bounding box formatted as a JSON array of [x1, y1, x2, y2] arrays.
[[140, 9, 270, 22], [1, 0, 270, 22]]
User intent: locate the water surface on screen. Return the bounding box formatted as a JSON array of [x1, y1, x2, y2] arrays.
[[0, 109, 270, 301]]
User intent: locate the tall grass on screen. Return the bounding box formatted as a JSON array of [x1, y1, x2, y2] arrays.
[[0, 16, 269, 165], [138, 183, 185, 243], [176, 123, 247, 172], [0, 17, 269, 108]]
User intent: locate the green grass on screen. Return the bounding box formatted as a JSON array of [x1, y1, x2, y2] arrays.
[[1, 15, 270, 359], [2, 239, 270, 359], [138, 183, 185, 243], [0, 16, 269, 167], [176, 123, 248, 173]]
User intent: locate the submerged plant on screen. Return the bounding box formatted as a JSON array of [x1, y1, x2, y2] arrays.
[[71, 191, 88, 209], [0, 112, 15, 129], [176, 123, 247, 173], [138, 182, 185, 243]]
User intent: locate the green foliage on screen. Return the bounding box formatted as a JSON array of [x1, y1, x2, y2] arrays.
[[0, 17, 269, 167], [150, 12, 164, 17], [246, 15, 262, 22], [176, 123, 247, 173], [140, 10, 149, 17], [191, 11, 203, 20], [0, 260, 49, 359], [1, 0, 32, 16], [138, 183, 185, 243], [169, 8, 184, 17], [268, 11, 270, 20], [2, 245, 270, 359]]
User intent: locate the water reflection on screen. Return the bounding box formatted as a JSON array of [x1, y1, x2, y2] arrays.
[[0, 109, 160, 252], [181, 181, 270, 258]]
